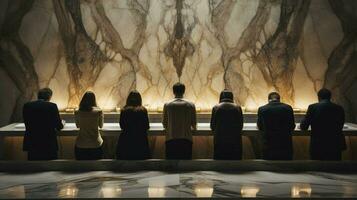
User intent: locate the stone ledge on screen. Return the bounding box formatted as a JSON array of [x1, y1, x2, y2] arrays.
[[1, 159, 357, 172]]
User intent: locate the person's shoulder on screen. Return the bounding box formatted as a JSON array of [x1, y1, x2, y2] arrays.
[[122, 106, 147, 113], [92, 107, 103, 116], [330, 102, 344, 111], [92, 107, 102, 113], [74, 109, 80, 115], [23, 101, 33, 107], [186, 100, 195, 107], [165, 99, 183, 107], [140, 106, 148, 113], [281, 102, 293, 110], [133, 106, 148, 113], [234, 104, 242, 110], [164, 99, 174, 107], [183, 99, 196, 109], [47, 101, 58, 106], [212, 104, 220, 110], [258, 103, 269, 111], [217, 102, 238, 109], [308, 102, 319, 109], [45, 101, 59, 110]]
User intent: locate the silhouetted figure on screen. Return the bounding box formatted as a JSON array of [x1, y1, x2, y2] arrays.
[[23, 88, 64, 160], [74, 91, 104, 160], [163, 83, 196, 159], [116, 91, 150, 160], [300, 88, 346, 160], [257, 92, 295, 160], [210, 90, 243, 160]]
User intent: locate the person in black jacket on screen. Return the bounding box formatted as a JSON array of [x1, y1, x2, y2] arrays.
[[300, 88, 346, 160], [116, 90, 151, 160], [23, 88, 64, 160], [210, 90, 243, 160], [257, 92, 295, 160]]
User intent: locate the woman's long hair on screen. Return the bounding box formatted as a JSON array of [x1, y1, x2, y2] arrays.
[[79, 91, 97, 111], [125, 90, 144, 110]]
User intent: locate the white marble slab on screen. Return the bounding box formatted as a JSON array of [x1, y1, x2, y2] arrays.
[[0, 171, 356, 198], [1, 123, 357, 136]]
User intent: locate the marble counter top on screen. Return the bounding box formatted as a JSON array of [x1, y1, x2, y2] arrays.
[[1, 123, 357, 136], [0, 170, 356, 199]]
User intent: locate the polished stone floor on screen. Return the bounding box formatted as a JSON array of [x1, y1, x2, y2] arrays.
[[0, 171, 356, 199]]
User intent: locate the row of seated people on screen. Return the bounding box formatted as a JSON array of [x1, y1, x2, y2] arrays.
[[22, 83, 346, 161]]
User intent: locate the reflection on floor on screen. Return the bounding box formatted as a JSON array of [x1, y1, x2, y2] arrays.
[[0, 171, 356, 198]]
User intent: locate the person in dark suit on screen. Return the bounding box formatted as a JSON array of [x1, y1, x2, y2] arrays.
[[300, 88, 346, 160], [257, 92, 295, 160], [210, 90, 243, 160], [116, 90, 151, 160], [23, 88, 64, 160]]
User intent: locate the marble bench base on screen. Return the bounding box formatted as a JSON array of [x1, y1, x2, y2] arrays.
[[1, 160, 357, 172]]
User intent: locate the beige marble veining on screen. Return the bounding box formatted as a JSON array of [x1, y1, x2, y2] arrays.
[[1, 0, 356, 125]]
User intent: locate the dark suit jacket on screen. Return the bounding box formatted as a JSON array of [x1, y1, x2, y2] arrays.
[[300, 100, 346, 156], [210, 99, 243, 159], [117, 106, 150, 159], [23, 100, 63, 152], [257, 101, 295, 159]]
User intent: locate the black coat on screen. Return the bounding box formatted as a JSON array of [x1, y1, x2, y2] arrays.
[[116, 106, 150, 160], [257, 101, 295, 160], [300, 100, 345, 160], [210, 100, 243, 160], [23, 100, 63, 152]]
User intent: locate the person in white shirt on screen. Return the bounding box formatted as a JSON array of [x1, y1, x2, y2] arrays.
[[162, 82, 197, 159]]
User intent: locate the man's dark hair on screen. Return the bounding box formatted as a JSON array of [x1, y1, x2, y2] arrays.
[[219, 89, 234, 103], [268, 92, 280, 101], [37, 88, 53, 101], [173, 82, 185, 96], [318, 88, 332, 100]]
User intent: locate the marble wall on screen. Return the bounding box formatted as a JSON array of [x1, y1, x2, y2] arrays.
[[0, 0, 357, 125]]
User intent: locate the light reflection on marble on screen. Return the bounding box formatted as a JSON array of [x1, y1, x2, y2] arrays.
[[291, 183, 312, 198], [241, 185, 260, 197], [194, 181, 214, 198], [0, 171, 357, 198], [58, 183, 78, 198], [147, 187, 166, 198], [100, 182, 122, 198]]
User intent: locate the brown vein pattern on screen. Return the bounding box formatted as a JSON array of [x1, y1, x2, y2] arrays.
[[0, 0, 356, 124]]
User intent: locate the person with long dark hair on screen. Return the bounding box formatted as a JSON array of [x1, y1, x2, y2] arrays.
[[210, 90, 244, 160], [74, 91, 104, 160], [116, 90, 150, 159]]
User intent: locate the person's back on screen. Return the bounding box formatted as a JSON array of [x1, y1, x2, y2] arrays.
[[117, 94, 150, 160], [75, 108, 103, 148], [23, 88, 63, 160], [257, 92, 295, 160], [163, 83, 196, 159], [300, 88, 345, 160], [163, 98, 196, 141], [74, 92, 104, 160], [119, 107, 149, 136], [211, 90, 243, 160]]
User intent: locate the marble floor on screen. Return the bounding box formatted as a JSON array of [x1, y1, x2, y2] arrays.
[[0, 171, 356, 199]]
